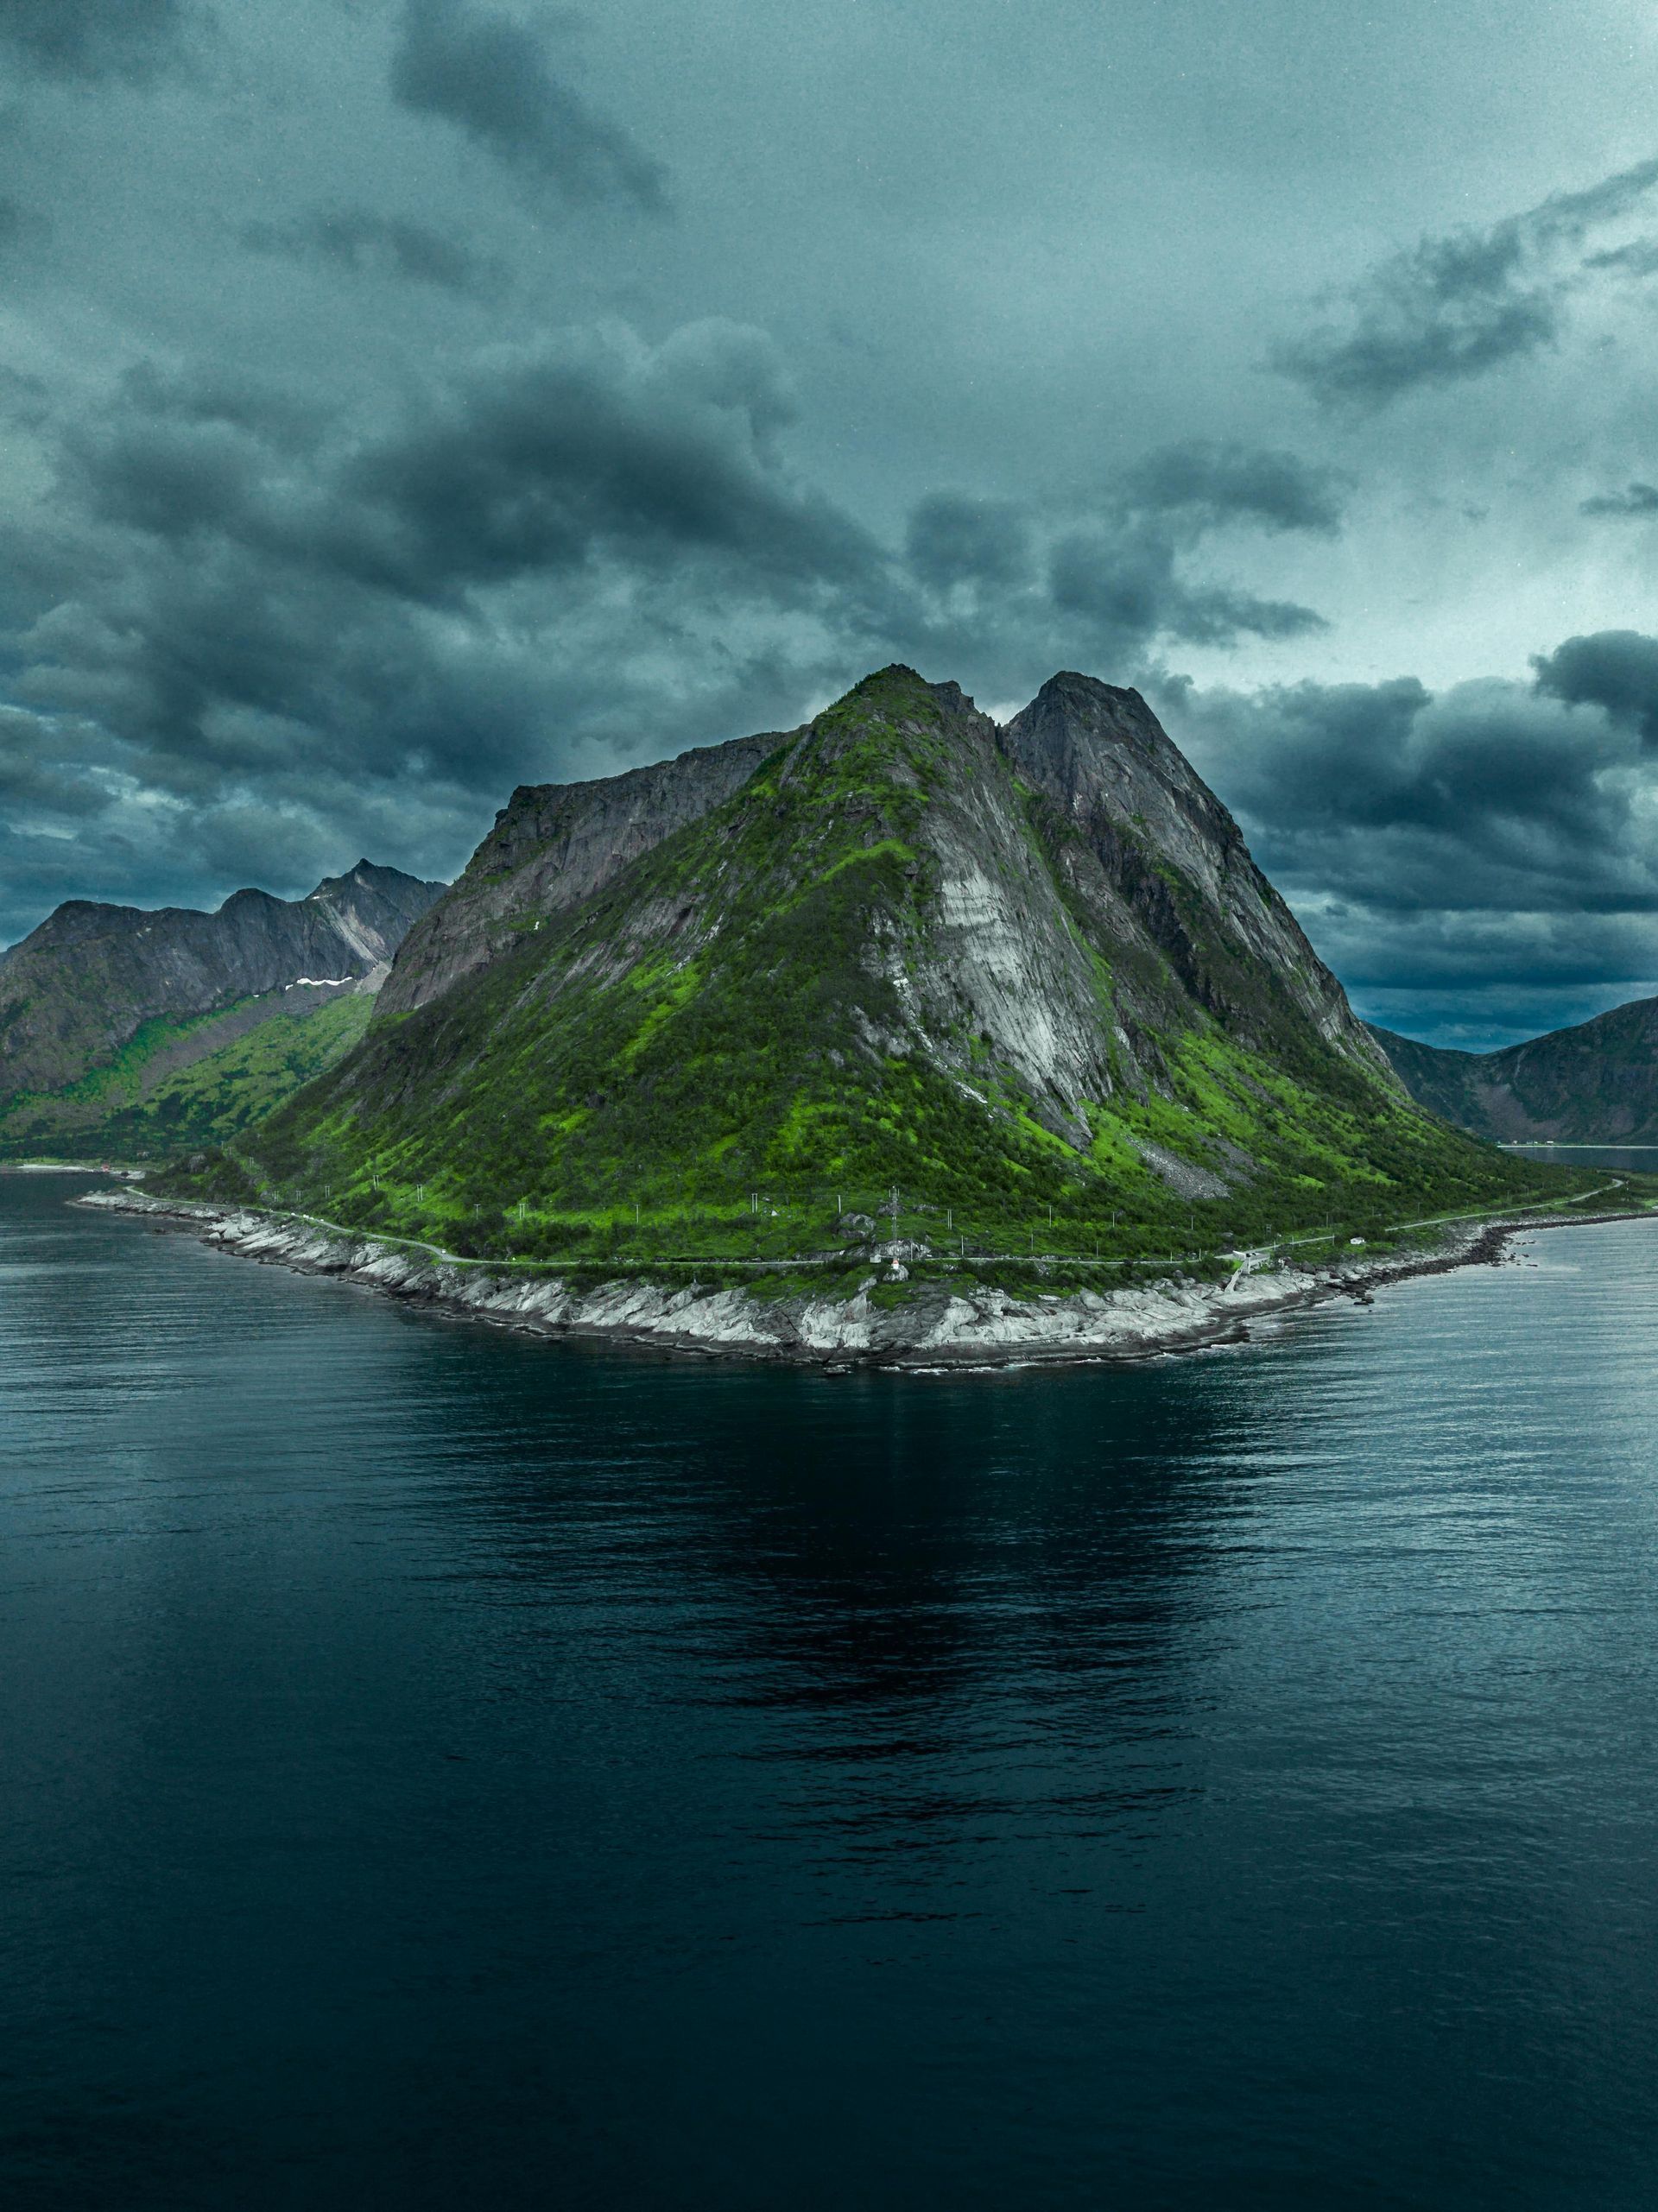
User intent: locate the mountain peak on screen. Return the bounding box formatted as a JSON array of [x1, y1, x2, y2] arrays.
[[307, 858, 445, 904], [843, 661, 929, 699], [833, 665, 978, 718], [1034, 668, 1148, 709], [1017, 672, 1170, 765]]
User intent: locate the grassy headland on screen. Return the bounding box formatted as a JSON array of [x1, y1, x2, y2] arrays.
[[152, 669, 1606, 1296]]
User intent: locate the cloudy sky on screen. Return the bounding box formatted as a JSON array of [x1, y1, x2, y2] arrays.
[[5, 0, 1658, 1046]]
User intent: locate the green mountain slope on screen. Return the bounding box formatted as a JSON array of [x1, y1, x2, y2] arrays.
[[0, 859, 446, 1161], [1373, 1001, 1658, 1143], [0, 861, 444, 1097], [169, 669, 1566, 1264], [378, 730, 781, 1017], [0, 989, 375, 1161]]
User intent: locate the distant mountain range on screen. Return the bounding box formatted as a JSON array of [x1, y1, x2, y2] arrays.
[[161, 666, 1545, 1263], [0, 862, 445, 1160], [1372, 1002, 1658, 1144]]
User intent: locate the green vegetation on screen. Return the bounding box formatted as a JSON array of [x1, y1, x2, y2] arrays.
[[1375, 1006, 1658, 1145], [0, 992, 373, 1162], [155, 667, 1611, 1281]]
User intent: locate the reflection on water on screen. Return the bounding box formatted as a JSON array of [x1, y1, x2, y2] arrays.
[[3, 1176, 1658, 2208]]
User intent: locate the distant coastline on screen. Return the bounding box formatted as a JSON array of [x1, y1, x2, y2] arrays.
[[2, 1161, 145, 1175], [73, 1190, 1655, 1373]]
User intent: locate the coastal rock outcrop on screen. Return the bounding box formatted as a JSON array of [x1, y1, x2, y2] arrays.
[[82, 1191, 1343, 1366]]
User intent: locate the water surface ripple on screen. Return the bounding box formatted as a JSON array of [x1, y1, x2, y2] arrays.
[[3, 1176, 1656, 2208]]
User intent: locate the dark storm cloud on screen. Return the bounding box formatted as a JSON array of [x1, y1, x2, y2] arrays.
[[1168, 667, 1649, 913], [0, 704, 111, 815], [1275, 153, 1658, 408], [241, 208, 506, 300], [1533, 629, 1658, 742], [1584, 238, 1658, 275], [1579, 481, 1658, 518], [1048, 529, 1323, 656], [1332, 907, 1658, 1051], [0, 700, 199, 942], [0, 0, 202, 82], [50, 325, 877, 609], [1522, 156, 1658, 239], [1275, 231, 1557, 409], [0, 322, 906, 935], [1047, 442, 1336, 653], [390, 0, 668, 212], [6, 312, 1361, 939], [63, 409, 263, 542], [54, 363, 321, 549], [1118, 441, 1345, 535], [904, 495, 1034, 592], [93, 362, 321, 450], [897, 441, 1338, 673], [326, 324, 878, 602], [1158, 650, 1658, 1043]]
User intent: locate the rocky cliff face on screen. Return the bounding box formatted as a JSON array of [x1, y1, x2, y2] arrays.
[[199, 667, 1524, 1259], [1374, 1001, 1658, 1142], [1003, 675, 1394, 1078], [374, 673, 1397, 1113], [0, 860, 445, 1103], [378, 732, 781, 1015]]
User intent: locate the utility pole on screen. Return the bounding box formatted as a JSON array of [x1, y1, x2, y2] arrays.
[[889, 1184, 900, 1241]]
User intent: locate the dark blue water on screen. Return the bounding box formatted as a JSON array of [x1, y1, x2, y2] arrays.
[[4, 1174, 1658, 2209]]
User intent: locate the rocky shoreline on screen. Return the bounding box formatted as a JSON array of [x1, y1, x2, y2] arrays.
[[73, 1189, 1650, 1372]]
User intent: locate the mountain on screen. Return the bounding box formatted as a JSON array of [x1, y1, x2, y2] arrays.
[[379, 731, 780, 1017], [173, 667, 1548, 1265], [0, 861, 446, 1160], [1373, 1001, 1658, 1142]]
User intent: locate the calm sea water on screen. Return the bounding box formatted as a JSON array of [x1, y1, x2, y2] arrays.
[[3, 1174, 1658, 2209]]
